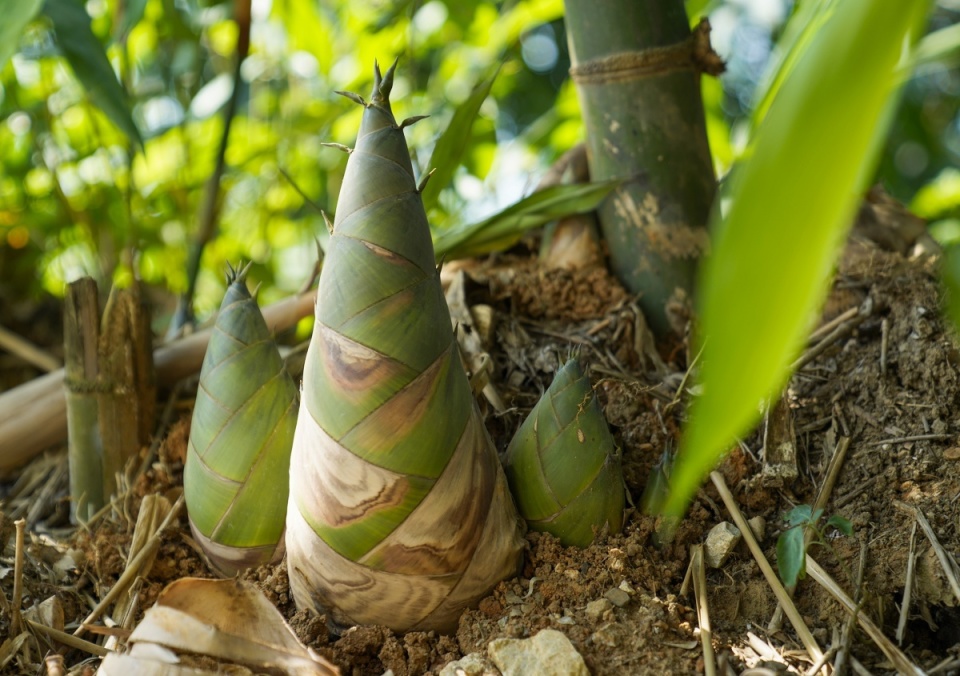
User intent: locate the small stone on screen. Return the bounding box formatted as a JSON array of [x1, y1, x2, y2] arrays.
[[439, 652, 501, 676], [748, 516, 767, 542], [591, 622, 625, 648], [488, 629, 588, 676], [585, 598, 612, 621], [504, 592, 523, 606], [944, 447, 960, 461], [618, 580, 636, 595], [603, 588, 631, 608], [704, 521, 742, 568]]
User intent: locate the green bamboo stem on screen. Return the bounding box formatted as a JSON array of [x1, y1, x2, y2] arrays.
[[563, 0, 720, 336], [64, 278, 104, 523]]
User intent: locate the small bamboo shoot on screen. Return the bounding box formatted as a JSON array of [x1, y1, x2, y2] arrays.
[[504, 358, 625, 547], [184, 264, 298, 576]]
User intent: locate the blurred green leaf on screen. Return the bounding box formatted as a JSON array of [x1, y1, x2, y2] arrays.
[[941, 244, 960, 332], [776, 526, 806, 587], [0, 0, 44, 71], [118, 0, 149, 38], [433, 180, 619, 260], [661, 0, 933, 518], [750, 0, 831, 130], [43, 0, 143, 148], [912, 21, 960, 69], [421, 66, 500, 214]]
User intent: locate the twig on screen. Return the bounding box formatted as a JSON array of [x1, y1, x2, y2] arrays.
[[0, 325, 61, 372], [278, 167, 327, 215], [171, 0, 252, 335], [690, 545, 716, 676], [709, 472, 824, 666], [896, 520, 918, 646], [793, 298, 873, 372], [880, 318, 889, 376], [74, 494, 184, 638], [808, 306, 859, 345], [26, 620, 110, 657], [806, 556, 924, 676], [11, 519, 26, 636], [870, 433, 951, 446], [895, 501, 960, 604]]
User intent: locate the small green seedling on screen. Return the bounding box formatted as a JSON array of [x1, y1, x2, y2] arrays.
[[776, 505, 853, 587]]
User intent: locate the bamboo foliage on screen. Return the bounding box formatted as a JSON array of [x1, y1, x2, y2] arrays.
[[184, 263, 298, 576], [286, 62, 525, 634], [504, 358, 624, 547]]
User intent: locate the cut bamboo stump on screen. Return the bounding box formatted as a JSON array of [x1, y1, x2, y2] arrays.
[[64, 279, 156, 522]]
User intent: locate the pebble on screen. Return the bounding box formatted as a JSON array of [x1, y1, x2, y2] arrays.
[[704, 521, 742, 568], [488, 629, 588, 676], [748, 516, 766, 542], [603, 588, 631, 608], [585, 598, 612, 621], [439, 652, 501, 676]]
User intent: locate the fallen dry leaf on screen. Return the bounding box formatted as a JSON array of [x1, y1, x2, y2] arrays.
[[98, 577, 337, 675]]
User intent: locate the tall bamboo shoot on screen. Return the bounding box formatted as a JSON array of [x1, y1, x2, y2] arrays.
[[286, 62, 525, 633]]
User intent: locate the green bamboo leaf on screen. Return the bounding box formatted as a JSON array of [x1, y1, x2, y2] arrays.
[[660, 0, 933, 519], [433, 180, 619, 260], [750, 0, 831, 130], [0, 0, 44, 71], [420, 66, 501, 214], [912, 21, 960, 69], [776, 526, 806, 587], [43, 0, 143, 148]]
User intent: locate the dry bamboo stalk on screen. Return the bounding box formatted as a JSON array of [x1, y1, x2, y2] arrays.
[[805, 556, 925, 676], [709, 472, 824, 665], [97, 283, 156, 481], [75, 494, 184, 638], [0, 324, 61, 372], [0, 289, 316, 477], [690, 545, 716, 676]]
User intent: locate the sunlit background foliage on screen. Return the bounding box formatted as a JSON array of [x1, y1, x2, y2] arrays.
[[1, 0, 958, 325]]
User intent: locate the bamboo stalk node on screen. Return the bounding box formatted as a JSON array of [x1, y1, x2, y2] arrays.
[[569, 19, 724, 85]]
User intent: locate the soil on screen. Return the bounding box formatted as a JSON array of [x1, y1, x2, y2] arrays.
[[4, 216, 960, 675]]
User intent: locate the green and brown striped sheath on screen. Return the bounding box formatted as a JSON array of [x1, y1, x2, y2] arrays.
[[184, 263, 298, 576], [286, 62, 524, 633]]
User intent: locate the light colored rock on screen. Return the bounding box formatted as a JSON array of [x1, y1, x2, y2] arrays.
[[585, 598, 612, 621], [603, 588, 631, 608], [488, 629, 589, 676], [704, 521, 742, 568], [748, 516, 766, 542], [439, 652, 501, 676]]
